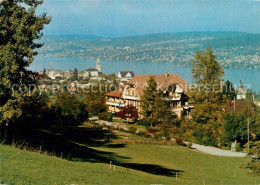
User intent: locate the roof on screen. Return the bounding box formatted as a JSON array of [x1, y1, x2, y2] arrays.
[[86, 68, 98, 72], [105, 89, 122, 98], [225, 99, 256, 114], [126, 74, 189, 96], [64, 72, 72, 77], [118, 71, 135, 78], [236, 88, 246, 93]]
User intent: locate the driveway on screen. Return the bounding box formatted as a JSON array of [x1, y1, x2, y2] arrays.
[[190, 143, 247, 157]]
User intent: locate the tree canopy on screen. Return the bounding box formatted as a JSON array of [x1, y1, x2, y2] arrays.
[[0, 0, 50, 125]]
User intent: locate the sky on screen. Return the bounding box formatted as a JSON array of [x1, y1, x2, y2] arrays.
[[38, 0, 260, 37]]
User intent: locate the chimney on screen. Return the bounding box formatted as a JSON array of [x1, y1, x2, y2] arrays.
[[164, 71, 168, 77]]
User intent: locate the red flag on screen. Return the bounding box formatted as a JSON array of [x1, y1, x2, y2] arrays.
[[230, 98, 235, 106]]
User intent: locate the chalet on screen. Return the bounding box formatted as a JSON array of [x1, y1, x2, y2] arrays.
[[105, 72, 193, 118]]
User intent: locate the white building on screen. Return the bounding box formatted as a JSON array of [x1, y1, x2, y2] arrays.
[[85, 68, 99, 77], [118, 71, 135, 82]]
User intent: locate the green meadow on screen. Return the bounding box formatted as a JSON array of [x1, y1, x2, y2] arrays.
[[1, 142, 259, 185]]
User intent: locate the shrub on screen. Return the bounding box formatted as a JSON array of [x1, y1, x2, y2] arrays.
[[187, 142, 193, 149], [175, 138, 186, 146], [236, 142, 243, 152], [244, 142, 260, 176], [129, 127, 137, 134], [98, 112, 113, 122]]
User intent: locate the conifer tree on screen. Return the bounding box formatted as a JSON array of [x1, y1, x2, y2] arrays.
[[140, 76, 170, 126]]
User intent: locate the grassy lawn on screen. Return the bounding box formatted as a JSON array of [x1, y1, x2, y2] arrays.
[[1, 142, 259, 185]]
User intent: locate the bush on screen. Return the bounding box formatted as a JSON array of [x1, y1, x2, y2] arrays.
[[244, 142, 260, 176], [236, 142, 243, 152], [129, 127, 137, 134], [193, 129, 217, 146], [176, 138, 184, 146], [98, 112, 113, 122], [138, 119, 150, 127], [187, 142, 193, 149]]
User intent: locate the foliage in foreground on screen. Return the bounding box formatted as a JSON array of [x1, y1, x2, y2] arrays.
[[245, 141, 260, 176]]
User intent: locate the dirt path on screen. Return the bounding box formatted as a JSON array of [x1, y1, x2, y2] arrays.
[[190, 143, 247, 157]]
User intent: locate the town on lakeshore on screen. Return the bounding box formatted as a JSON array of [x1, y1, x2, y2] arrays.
[[1, 0, 260, 184]]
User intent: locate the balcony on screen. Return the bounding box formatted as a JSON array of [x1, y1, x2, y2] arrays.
[[164, 97, 181, 101], [124, 95, 139, 101], [106, 101, 125, 107]]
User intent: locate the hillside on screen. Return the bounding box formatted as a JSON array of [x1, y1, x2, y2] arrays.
[[37, 31, 260, 70], [1, 143, 259, 185]]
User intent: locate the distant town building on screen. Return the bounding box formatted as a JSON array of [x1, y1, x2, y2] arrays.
[[64, 70, 73, 80], [117, 71, 135, 83], [85, 68, 99, 77], [236, 80, 246, 99], [105, 73, 193, 118], [96, 57, 101, 72]]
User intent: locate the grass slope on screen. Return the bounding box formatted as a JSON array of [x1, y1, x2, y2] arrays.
[[0, 143, 259, 185]]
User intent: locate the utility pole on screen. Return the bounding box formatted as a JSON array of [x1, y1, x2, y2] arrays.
[[247, 118, 250, 155]]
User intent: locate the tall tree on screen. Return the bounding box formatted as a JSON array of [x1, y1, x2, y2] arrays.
[[222, 80, 236, 100], [73, 68, 78, 81], [191, 47, 226, 146], [0, 0, 50, 125], [140, 76, 170, 126], [192, 47, 224, 100]]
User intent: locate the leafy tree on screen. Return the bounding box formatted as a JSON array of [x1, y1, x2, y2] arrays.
[[222, 113, 248, 145], [117, 105, 139, 123], [52, 93, 88, 127], [82, 83, 107, 116], [190, 47, 226, 146], [107, 73, 117, 81], [0, 0, 50, 127], [192, 47, 224, 100]]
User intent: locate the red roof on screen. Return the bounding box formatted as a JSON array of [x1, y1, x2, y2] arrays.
[[127, 74, 189, 96], [105, 89, 122, 98]]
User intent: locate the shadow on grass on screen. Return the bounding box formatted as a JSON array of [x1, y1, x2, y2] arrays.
[[33, 125, 183, 177]]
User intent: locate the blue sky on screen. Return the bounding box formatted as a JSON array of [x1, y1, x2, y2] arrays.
[[39, 0, 260, 37]]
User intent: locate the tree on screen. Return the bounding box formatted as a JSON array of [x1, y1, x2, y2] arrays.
[[117, 105, 139, 123], [140, 76, 171, 126], [43, 68, 47, 76], [246, 89, 254, 102], [73, 68, 78, 81], [0, 0, 50, 127], [52, 93, 88, 127], [245, 141, 260, 176], [190, 47, 226, 146], [222, 80, 236, 100], [223, 113, 248, 145], [192, 47, 224, 99]]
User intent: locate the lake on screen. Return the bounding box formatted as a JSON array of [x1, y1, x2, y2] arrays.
[[29, 56, 260, 92]]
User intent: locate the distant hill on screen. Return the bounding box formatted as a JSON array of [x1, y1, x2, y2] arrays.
[[45, 35, 103, 39], [39, 32, 260, 70]]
